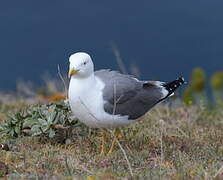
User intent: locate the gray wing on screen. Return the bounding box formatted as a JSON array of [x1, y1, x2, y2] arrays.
[[95, 70, 164, 120]]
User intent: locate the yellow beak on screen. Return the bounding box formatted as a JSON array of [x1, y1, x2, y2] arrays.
[[68, 68, 79, 78]]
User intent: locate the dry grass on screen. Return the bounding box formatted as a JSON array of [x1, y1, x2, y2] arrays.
[[0, 99, 223, 179]]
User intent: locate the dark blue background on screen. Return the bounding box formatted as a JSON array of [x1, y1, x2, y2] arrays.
[[1, 0, 223, 90]]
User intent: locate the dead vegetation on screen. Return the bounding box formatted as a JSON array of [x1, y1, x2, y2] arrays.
[[0, 97, 223, 179]]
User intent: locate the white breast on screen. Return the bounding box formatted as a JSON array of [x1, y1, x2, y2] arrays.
[[68, 75, 134, 128]]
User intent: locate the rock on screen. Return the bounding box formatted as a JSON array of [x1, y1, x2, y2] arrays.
[[65, 138, 72, 145], [0, 144, 9, 151]]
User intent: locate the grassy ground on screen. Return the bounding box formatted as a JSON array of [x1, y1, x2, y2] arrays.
[[0, 100, 223, 180]]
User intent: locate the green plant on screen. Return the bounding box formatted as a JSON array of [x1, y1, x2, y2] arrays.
[[0, 101, 79, 139], [191, 68, 206, 92], [182, 87, 194, 105], [186, 67, 208, 107], [0, 112, 25, 138], [210, 72, 223, 90], [210, 72, 223, 106]]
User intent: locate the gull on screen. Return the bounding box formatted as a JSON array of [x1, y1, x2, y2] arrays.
[[68, 52, 185, 154]]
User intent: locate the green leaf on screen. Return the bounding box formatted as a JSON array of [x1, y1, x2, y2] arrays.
[[15, 112, 24, 121], [38, 118, 48, 126], [48, 112, 57, 123], [0, 125, 4, 131], [23, 118, 37, 128], [14, 126, 21, 134], [9, 129, 16, 137], [31, 125, 41, 133]]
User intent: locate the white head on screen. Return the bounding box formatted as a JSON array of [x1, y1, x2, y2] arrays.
[[68, 52, 94, 79]]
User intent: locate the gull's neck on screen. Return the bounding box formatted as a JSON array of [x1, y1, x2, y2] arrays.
[[69, 74, 96, 93]]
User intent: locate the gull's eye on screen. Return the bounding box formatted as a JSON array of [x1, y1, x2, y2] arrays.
[[83, 62, 87, 65]]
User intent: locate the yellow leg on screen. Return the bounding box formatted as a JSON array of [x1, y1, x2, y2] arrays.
[[107, 136, 116, 155], [107, 128, 122, 155], [100, 131, 107, 155]]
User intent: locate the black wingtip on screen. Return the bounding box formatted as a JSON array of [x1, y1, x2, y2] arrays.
[[177, 77, 186, 85], [162, 76, 186, 96], [156, 76, 186, 104]]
